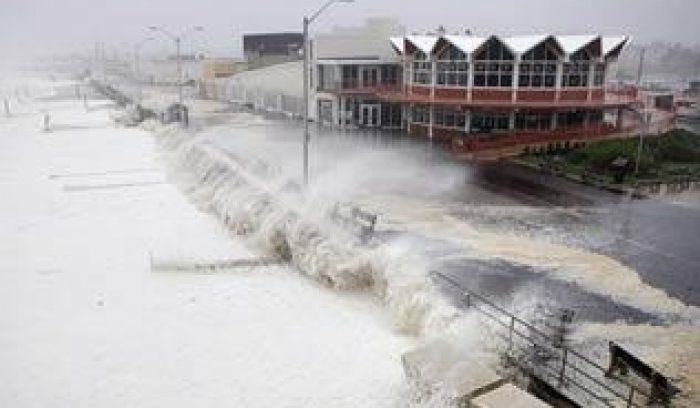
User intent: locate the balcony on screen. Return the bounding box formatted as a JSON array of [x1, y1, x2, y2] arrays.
[[450, 113, 676, 158], [319, 79, 401, 96]]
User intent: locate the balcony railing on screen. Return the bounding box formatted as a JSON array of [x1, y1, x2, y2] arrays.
[[451, 114, 676, 154], [451, 123, 627, 154], [319, 79, 401, 95]]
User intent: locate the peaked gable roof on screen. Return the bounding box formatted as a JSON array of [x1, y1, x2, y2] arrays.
[[556, 35, 599, 54], [602, 36, 629, 57], [502, 35, 549, 54], [390, 37, 404, 54], [405, 35, 439, 55], [442, 35, 488, 54]]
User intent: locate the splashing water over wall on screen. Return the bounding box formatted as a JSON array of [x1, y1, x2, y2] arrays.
[[154, 125, 465, 337]]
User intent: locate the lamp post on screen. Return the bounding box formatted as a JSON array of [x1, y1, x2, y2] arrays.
[[148, 25, 204, 106], [634, 108, 649, 177], [134, 37, 154, 103], [302, 0, 354, 186]]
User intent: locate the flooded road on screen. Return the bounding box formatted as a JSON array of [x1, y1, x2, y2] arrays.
[[191, 111, 700, 325]]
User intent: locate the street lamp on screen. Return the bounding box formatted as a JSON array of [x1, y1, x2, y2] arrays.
[[134, 37, 154, 103], [148, 25, 204, 106], [302, 0, 354, 186], [634, 108, 649, 177]]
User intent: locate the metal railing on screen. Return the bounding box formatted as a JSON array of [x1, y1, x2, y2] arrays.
[[431, 271, 660, 408], [450, 113, 677, 154]]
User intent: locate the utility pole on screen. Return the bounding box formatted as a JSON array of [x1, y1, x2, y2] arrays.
[[134, 37, 154, 103], [634, 109, 648, 177], [176, 37, 183, 105], [149, 26, 203, 125], [303, 16, 310, 186], [634, 47, 647, 177], [636, 47, 646, 87], [302, 0, 354, 186]]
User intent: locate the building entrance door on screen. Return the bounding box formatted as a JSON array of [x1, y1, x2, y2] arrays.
[[360, 67, 379, 88], [360, 104, 380, 128]]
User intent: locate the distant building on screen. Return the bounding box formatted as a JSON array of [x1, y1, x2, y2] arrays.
[[243, 33, 304, 69], [687, 80, 700, 96], [201, 58, 247, 80]]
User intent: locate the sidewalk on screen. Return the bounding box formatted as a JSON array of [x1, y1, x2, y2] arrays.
[[0, 81, 413, 408]]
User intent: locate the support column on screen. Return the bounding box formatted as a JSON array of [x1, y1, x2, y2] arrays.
[[340, 97, 346, 130], [407, 58, 413, 96], [407, 103, 413, 134], [556, 61, 564, 101], [509, 111, 516, 130], [464, 109, 472, 134], [430, 59, 437, 100], [587, 61, 596, 101], [512, 55, 520, 103], [335, 65, 342, 91], [429, 105, 434, 139], [616, 107, 624, 129], [467, 59, 474, 102], [404, 56, 410, 93], [331, 97, 339, 129], [551, 111, 558, 130]]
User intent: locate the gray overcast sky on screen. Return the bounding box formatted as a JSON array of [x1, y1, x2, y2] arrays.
[[1, 0, 699, 61]]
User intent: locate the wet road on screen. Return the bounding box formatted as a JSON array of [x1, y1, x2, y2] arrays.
[[469, 162, 700, 307], [195, 108, 700, 324]]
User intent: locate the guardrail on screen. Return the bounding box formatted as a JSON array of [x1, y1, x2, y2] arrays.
[[431, 271, 668, 408]]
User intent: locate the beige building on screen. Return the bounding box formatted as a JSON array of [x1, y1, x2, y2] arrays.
[[201, 59, 247, 80]]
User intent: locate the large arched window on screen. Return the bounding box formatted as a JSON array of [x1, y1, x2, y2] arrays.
[[473, 38, 514, 87], [436, 44, 469, 87], [563, 49, 590, 87], [518, 41, 559, 88], [412, 51, 432, 85]]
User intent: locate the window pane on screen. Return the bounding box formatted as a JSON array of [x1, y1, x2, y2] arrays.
[[532, 75, 543, 87], [487, 74, 499, 87], [519, 75, 530, 87], [457, 113, 466, 128], [448, 73, 457, 85], [501, 75, 512, 87], [458, 74, 469, 86], [544, 75, 555, 87]]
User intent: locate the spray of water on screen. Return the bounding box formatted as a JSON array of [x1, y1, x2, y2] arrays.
[[154, 124, 467, 337]]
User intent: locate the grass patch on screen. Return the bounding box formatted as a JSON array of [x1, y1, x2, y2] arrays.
[[520, 128, 700, 185]]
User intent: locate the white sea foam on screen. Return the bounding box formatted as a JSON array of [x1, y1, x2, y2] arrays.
[[155, 125, 466, 337]]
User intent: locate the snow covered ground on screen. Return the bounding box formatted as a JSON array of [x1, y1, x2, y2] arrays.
[[0, 81, 413, 408]]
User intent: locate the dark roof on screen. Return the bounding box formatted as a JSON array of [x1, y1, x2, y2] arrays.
[[243, 32, 304, 55]]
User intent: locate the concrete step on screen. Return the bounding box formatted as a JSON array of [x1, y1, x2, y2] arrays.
[[471, 383, 552, 408], [402, 339, 506, 405]]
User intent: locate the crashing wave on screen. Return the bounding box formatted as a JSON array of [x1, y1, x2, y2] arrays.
[[153, 125, 462, 336]]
